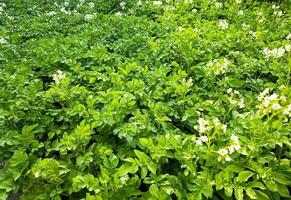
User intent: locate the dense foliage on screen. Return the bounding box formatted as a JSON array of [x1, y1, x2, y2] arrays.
[[0, 0, 290, 199]]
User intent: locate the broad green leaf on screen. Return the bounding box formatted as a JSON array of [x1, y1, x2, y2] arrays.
[[276, 184, 290, 197], [237, 171, 253, 183], [225, 187, 233, 197], [255, 191, 271, 200], [246, 188, 257, 199], [149, 184, 159, 198], [234, 187, 244, 200], [270, 172, 291, 185]]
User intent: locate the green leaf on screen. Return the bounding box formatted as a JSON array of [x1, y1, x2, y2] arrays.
[[0, 191, 8, 200], [255, 190, 271, 200], [234, 187, 244, 200], [276, 183, 290, 197], [149, 184, 159, 198], [134, 150, 157, 174], [225, 187, 233, 197], [270, 172, 291, 185], [264, 179, 277, 192], [247, 181, 266, 190], [246, 188, 257, 199], [237, 171, 253, 183], [0, 177, 13, 192]]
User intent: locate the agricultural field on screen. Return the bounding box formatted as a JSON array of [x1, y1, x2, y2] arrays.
[[0, 0, 290, 199]]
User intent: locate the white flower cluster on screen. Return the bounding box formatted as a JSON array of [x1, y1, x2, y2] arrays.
[[257, 88, 286, 114], [84, 13, 96, 21], [120, 2, 126, 9], [153, 1, 163, 6], [218, 134, 241, 161], [0, 37, 7, 44], [0, 3, 6, 15], [52, 70, 66, 85], [194, 117, 210, 133], [215, 1, 223, 8], [238, 10, 244, 16], [196, 135, 208, 146], [137, 0, 143, 6], [273, 10, 283, 17], [263, 47, 288, 59], [287, 33, 291, 40], [60, 7, 71, 15], [194, 116, 227, 135], [206, 58, 230, 75], [219, 19, 229, 30], [88, 2, 95, 9], [283, 104, 291, 117], [227, 88, 245, 109], [271, 5, 283, 17], [242, 23, 250, 29], [115, 12, 123, 17], [47, 11, 57, 16], [249, 30, 257, 40], [212, 117, 227, 133]]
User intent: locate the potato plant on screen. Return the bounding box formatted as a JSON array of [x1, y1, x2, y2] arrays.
[[0, 0, 290, 199]]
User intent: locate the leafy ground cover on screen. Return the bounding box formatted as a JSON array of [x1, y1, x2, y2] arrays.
[[0, 0, 290, 199]]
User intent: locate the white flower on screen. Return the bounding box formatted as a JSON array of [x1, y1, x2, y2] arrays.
[[229, 98, 238, 106], [120, 1, 126, 9], [60, 7, 71, 15], [215, 2, 223, 8], [213, 118, 221, 126], [234, 90, 240, 95], [198, 135, 208, 143], [115, 12, 122, 17], [235, 0, 242, 3], [285, 44, 291, 52], [238, 98, 244, 109], [272, 103, 282, 110], [153, 1, 163, 6], [283, 104, 291, 117], [52, 70, 66, 85], [273, 48, 285, 58], [218, 148, 228, 156], [225, 155, 232, 161], [238, 10, 244, 16], [219, 20, 229, 30], [178, 26, 184, 32], [196, 139, 202, 146], [64, 1, 69, 7], [222, 125, 227, 133], [233, 144, 241, 151], [84, 14, 96, 21], [47, 11, 57, 16], [273, 11, 283, 17], [192, 8, 197, 13], [263, 47, 285, 59], [137, 0, 142, 6], [249, 31, 257, 39], [230, 134, 239, 143], [228, 146, 235, 154], [242, 23, 249, 29], [227, 88, 233, 94], [287, 33, 291, 40], [0, 37, 7, 44], [184, 0, 193, 3], [88, 2, 95, 8], [195, 117, 209, 133], [269, 93, 278, 101], [258, 88, 269, 101]]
